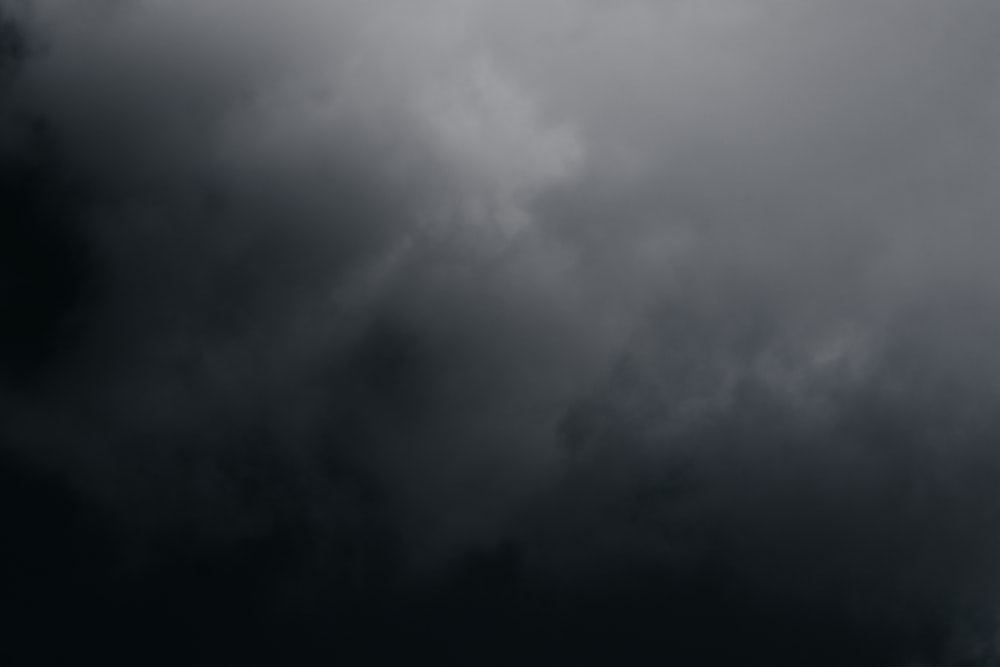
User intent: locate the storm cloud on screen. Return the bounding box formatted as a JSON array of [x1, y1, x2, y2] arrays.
[[3, 1, 1000, 664]]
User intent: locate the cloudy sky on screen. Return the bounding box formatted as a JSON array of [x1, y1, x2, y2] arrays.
[[3, 1, 1000, 664]]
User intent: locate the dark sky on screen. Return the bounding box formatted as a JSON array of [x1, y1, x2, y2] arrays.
[[3, 1, 1000, 664]]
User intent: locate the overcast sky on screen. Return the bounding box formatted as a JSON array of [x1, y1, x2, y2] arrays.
[[3, 1, 1000, 664]]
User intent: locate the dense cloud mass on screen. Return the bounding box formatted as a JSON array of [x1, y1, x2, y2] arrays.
[[3, 0, 1000, 664]]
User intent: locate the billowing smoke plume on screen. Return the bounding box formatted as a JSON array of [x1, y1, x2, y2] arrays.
[[2, 1, 1000, 664]]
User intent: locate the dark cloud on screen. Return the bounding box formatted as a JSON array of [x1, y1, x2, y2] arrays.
[[2, 1, 1000, 664]]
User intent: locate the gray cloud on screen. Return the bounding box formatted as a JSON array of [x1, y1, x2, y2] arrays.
[[3, 1, 1000, 663]]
